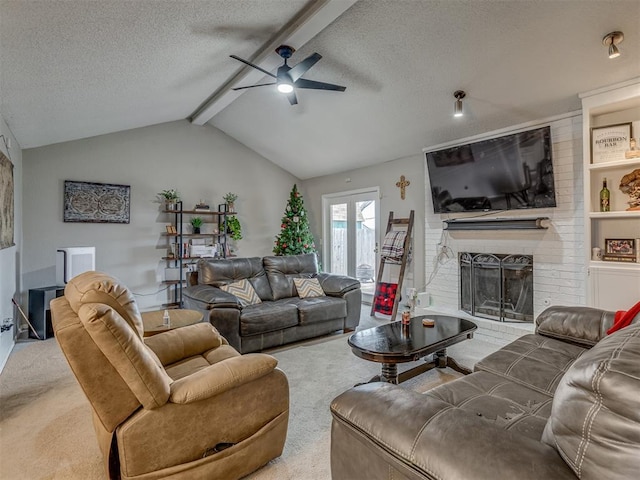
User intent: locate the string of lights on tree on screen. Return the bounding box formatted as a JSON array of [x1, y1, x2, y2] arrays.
[[273, 184, 317, 256]]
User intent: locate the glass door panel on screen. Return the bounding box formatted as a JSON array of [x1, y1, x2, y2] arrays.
[[329, 203, 348, 276], [324, 190, 379, 301]]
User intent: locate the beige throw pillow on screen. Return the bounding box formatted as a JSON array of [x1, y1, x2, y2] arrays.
[[220, 279, 262, 307], [293, 277, 325, 298]]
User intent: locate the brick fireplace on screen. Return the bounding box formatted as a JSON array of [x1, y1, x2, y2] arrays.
[[421, 114, 586, 344], [460, 252, 533, 322]]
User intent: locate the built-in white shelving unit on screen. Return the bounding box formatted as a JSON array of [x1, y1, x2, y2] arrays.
[[579, 78, 640, 311]]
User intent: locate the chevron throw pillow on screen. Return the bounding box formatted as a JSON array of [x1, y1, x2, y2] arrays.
[[293, 277, 325, 298], [220, 279, 262, 307]]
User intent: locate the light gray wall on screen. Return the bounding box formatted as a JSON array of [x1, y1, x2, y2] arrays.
[[302, 154, 425, 291], [0, 111, 22, 370], [22, 120, 299, 311]]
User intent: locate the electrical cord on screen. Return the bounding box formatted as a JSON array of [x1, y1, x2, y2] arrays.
[[131, 285, 172, 297]]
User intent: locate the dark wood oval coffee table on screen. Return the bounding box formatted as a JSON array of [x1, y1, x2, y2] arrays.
[[348, 315, 477, 384]]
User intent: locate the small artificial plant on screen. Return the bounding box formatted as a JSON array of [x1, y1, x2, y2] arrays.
[[223, 192, 238, 204], [158, 189, 180, 202], [190, 216, 203, 234], [225, 216, 242, 241]]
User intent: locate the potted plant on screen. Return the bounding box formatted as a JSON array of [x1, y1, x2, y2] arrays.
[[190, 216, 203, 234], [223, 192, 238, 212], [158, 189, 180, 210], [225, 216, 242, 240]]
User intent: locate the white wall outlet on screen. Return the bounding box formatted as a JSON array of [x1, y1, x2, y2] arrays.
[[416, 292, 431, 307]]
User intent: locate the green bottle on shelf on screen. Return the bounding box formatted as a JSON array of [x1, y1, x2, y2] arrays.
[[600, 178, 610, 212]]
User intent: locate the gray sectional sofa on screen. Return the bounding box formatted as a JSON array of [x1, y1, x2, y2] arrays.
[[330, 305, 640, 480], [184, 253, 361, 353]]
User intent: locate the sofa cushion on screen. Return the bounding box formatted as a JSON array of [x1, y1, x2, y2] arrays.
[[220, 279, 262, 307], [293, 277, 324, 298], [286, 296, 347, 325], [198, 257, 273, 301], [475, 333, 587, 395], [541, 322, 640, 480], [263, 253, 319, 300], [426, 371, 553, 441], [65, 270, 144, 338], [240, 301, 299, 336], [535, 305, 616, 347]]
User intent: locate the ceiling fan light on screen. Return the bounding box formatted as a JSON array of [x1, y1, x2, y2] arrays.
[[277, 83, 294, 94]]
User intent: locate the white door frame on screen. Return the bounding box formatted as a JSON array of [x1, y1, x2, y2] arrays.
[[321, 187, 380, 277]]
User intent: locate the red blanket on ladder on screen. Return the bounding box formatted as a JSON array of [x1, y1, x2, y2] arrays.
[[373, 282, 398, 316]]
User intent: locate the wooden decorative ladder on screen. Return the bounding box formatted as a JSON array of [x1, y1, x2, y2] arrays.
[[371, 210, 415, 321]]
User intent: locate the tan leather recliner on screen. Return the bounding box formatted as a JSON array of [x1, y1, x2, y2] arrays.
[[50, 271, 289, 480]]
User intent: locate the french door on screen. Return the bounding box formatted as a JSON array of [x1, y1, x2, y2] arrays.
[[323, 188, 379, 301]]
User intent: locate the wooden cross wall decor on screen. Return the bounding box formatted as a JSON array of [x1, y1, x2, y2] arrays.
[[396, 175, 410, 200]]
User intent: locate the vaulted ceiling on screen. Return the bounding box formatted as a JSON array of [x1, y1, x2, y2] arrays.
[[1, 0, 638, 179]]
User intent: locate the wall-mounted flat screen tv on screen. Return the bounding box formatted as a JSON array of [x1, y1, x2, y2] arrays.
[[426, 125, 556, 213]]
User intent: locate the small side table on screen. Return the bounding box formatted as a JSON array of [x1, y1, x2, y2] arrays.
[[28, 286, 65, 339], [141, 309, 203, 337]]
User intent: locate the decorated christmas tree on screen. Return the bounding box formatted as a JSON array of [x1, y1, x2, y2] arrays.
[[273, 184, 317, 256]]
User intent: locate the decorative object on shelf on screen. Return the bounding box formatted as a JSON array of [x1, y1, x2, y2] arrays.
[[194, 200, 210, 211], [64, 180, 131, 223], [273, 184, 316, 256], [592, 247, 602, 261], [625, 138, 640, 159], [590, 122, 632, 164], [599, 178, 610, 212], [603, 238, 638, 263], [225, 216, 242, 240], [395, 175, 410, 200], [620, 168, 640, 211], [165, 225, 177, 234], [190, 216, 203, 234], [223, 192, 238, 212], [158, 189, 180, 210], [0, 150, 14, 249]]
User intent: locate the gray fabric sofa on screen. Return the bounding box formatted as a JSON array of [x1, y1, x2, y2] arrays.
[[330, 306, 640, 480], [184, 253, 361, 353]]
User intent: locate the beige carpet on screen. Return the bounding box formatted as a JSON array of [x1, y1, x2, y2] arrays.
[[0, 332, 496, 479]]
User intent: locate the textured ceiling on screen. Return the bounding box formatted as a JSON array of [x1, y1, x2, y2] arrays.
[[2, 1, 639, 179]]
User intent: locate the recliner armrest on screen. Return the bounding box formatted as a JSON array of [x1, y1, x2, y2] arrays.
[[183, 284, 241, 309], [535, 305, 615, 347], [169, 353, 278, 403], [331, 383, 575, 480], [144, 323, 225, 366], [316, 273, 360, 296]]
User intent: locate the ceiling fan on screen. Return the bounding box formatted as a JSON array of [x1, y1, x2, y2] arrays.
[[230, 45, 346, 105]]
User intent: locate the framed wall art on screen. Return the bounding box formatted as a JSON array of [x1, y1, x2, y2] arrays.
[[63, 180, 131, 223], [603, 238, 638, 263], [0, 150, 14, 249], [591, 122, 632, 164]]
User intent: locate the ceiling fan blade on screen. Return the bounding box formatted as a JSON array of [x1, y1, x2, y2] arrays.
[[231, 82, 276, 91], [286, 91, 298, 105], [288, 52, 322, 82], [295, 78, 346, 92], [229, 55, 276, 78]]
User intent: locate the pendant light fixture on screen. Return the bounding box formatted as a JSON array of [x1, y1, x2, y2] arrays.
[[453, 90, 466, 117], [602, 31, 623, 59]]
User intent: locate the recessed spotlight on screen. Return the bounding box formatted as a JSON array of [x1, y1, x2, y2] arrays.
[[602, 31, 623, 59]]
